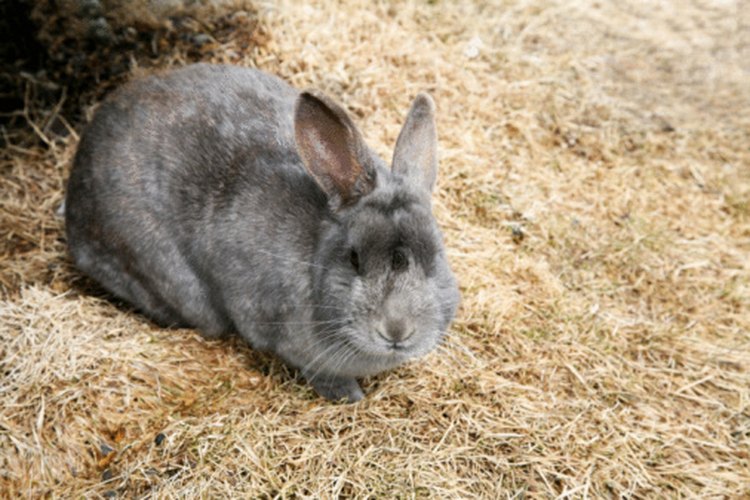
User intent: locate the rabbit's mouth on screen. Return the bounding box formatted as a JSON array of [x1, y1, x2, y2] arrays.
[[323, 323, 437, 376], [361, 333, 429, 362], [374, 327, 416, 352]]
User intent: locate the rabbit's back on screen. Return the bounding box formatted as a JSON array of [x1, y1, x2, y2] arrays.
[[69, 63, 304, 218]]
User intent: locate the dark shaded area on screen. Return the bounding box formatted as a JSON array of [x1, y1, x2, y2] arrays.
[[0, 1, 50, 138], [0, 0, 261, 147]]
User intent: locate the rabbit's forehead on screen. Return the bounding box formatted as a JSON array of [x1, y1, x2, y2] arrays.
[[348, 200, 438, 267]]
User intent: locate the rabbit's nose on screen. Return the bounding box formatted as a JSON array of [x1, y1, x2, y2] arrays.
[[386, 318, 414, 344]]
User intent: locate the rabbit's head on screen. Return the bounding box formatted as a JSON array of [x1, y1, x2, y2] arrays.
[[295, 91, 459, 378]]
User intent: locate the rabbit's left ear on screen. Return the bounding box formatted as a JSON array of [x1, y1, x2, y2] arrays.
[[295, 90, 376, 209], [391, 93, 438, 193]]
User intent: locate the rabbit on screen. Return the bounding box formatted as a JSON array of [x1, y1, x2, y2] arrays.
[[64, 63, 459, 402]]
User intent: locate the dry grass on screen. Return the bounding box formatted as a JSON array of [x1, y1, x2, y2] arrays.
[[2, 0, 749, 497]]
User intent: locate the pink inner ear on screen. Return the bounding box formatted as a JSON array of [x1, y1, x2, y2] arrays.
[[294, 92, 372, 205], [304, 128, 362, 200]]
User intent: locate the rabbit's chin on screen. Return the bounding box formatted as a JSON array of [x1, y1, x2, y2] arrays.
[[336, 335, 440, 378]]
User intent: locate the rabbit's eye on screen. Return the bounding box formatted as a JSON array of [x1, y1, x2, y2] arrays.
[[349, 249, 360, 272], [392, 248, 408, 272]]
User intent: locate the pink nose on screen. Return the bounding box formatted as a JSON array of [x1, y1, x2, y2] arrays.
[[387, 318, 407, 342]]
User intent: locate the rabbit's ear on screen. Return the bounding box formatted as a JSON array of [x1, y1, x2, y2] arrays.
[[391, 93, 438, 193], [295, 91, 375, 208]]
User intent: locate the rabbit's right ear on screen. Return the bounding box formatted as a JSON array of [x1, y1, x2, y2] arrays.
[[391, 93, 438, 194], [295, 91, 376, 209]]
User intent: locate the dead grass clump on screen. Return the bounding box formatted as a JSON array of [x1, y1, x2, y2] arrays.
[[2, 0, 749, 497]]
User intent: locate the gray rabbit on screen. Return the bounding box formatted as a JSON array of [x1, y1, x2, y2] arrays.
[[65, 64, 459, 402]]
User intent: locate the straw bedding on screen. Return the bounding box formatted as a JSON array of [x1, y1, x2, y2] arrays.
[[2, 0, 749, 497]]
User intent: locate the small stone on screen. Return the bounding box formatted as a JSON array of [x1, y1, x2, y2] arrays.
[[464, 35, 483, 59], [154, 433, 166, 446], [191, 34, 213, 46], [87, 17, 114, 43], [510, 224, 525, 243]]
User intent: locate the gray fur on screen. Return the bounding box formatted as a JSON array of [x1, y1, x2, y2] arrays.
[[65, 63, 459, 402]]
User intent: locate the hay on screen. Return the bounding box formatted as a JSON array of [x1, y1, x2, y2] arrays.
[[2, 0, 749, 496]]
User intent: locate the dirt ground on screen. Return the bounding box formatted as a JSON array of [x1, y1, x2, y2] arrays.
[[2, 0, 749, 497]]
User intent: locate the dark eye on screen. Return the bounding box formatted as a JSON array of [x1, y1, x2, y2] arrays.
[[392, 248, 408, 272], [349, 249, 360, 272]]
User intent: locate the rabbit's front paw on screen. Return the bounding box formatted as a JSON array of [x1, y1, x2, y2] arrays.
[[309, 375, 364, 403]]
